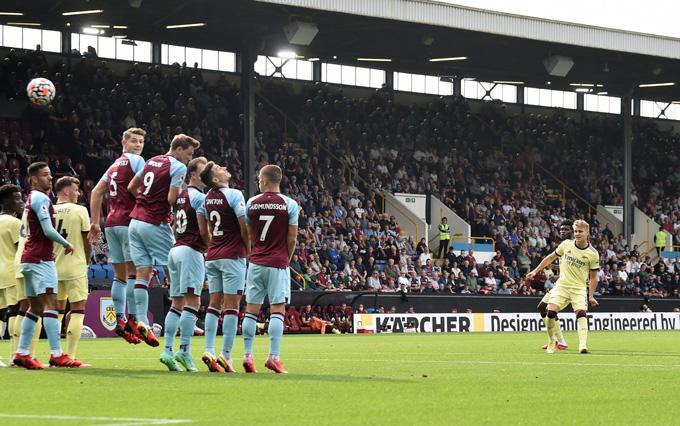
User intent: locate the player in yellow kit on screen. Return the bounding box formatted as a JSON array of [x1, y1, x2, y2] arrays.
[[0, 184, 23, 367], [527, 219, 600, 354], [53, 177, 92, 367]]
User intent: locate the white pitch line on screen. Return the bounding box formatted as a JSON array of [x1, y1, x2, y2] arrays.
[[287, 358, 680, 368], [0, 414, 192, 425]]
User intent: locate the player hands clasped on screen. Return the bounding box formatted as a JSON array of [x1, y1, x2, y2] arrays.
[[13, 162, 82, 369], [527, 219, 600, 354], [88, 128, 146, 345], [160, 157, 209, 372], [242, 165, 299, 374], [537, 220, 573, 351], [127, 134, 200, 347], [54, 177, 93, 367], [198, 161, 249, 373]]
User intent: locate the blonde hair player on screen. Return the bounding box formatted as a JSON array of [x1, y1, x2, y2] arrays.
[[527, 219, 600, 354]]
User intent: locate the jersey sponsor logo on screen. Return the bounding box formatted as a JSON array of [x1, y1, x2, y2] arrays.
[[249, 202, 286, 211], [563, 253, 587, 268], [100, 297, 116, 331]]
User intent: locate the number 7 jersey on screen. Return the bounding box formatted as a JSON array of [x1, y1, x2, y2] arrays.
[[202, 187, 247, 261], [246, 191, 299, 269]]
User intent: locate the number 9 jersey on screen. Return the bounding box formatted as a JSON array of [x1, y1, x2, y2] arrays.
[[130, 154, 186, 226], [246, 192, 299, 269]]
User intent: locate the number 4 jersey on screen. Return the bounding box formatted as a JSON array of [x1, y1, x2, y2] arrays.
[[130, 154, 186, 226], [246, 192, 299, 269], [174, 186, 207, 253], [100, 152, 145, 227], [53, 202, 90, 280], [202, 187, 247, 261]]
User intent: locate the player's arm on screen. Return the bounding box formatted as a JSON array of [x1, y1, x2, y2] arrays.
[[39, 218, 73, 255], [238, 216, 250, 259], [82, 232, 92, 260], [168, 186, 181, 207], [287, 225, 298, 262], [526, 252, 558, 280], [88, 180, 108, 245], [588, 269, 599, 306], [197, 214, 211, 247], [128, 175, 142, 197]]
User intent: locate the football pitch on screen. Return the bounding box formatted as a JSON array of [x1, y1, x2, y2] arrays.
[[1, 330, 679, 425]]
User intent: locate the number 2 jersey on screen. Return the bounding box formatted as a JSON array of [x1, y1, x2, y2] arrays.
[[130, 154, 186, 226], [202, 187, 247, 261], [246, 192, 299, 269], [173, 186, 207, 253], [99, 152, 145, 228]]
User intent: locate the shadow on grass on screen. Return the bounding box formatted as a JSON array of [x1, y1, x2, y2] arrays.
[[42, 368, 411, 383]]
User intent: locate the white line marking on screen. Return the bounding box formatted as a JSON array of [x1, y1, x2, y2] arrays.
[[286, 358, 680, 368], [0, 414, 192, 425]]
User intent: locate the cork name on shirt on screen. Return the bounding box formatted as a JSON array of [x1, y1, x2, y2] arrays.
[[249, 202, 286, 210], [113, 159, 129, 167], [149, 160, 164, 167], [206, 198, 223, 205]]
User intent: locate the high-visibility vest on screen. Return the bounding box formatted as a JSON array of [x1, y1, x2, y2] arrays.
[[656, 231, 667, 247], [439, 224, 450, 240]]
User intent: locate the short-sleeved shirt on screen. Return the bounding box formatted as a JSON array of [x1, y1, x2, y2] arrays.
[[130, 154, 186, 226], [14, 210, 28, 279], [174, 186, 207, 253], [203, 187, 247, 261], [554, 239, 600, 289], [22, 190, 56, 264], [100, 152, 145, 227], [54, 202, 90, 280], [0, 214, 21, 287], [246, 192, 299, 269]]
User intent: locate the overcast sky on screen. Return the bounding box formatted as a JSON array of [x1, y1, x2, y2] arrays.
[[437, 0, 679, 39]]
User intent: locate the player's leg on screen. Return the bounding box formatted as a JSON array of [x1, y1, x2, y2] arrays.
[[217, 257, 246, 373], [243, 264, 267, 373], [175, 293, 199, 372], [64, 278, 88, 364], [538, 295, 554, 348], [7, 299, 19, 360], [544, 303, 560, 353], [14, 295, 44, 369], [128, 220, 153, 327], [202, 261, 223, 371], [162, 248, 182, 364], [263, 267, 289, 374], [571, 288, 590, 353]]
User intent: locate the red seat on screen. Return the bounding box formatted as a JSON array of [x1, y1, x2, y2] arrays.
[[9, 132, 20, 142], [22, 131, 32, 144], [286, 306, 301, 333], [0, 130, 8, 140], [83, 179, 95, 194], [8, 158, 20, 173], [0, 118, 8, 130], [21, 120, 31, 131], [9, 119, 20, 131], [75, 163, 87, 178]]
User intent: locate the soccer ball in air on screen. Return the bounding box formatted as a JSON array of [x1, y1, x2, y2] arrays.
[[26, 77, 56, 106]]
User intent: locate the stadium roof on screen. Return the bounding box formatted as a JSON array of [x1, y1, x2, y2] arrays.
[[7, 0, 680, 102]]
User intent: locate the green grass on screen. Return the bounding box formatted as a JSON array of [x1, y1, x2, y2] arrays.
[[1, 331, 679, 425]]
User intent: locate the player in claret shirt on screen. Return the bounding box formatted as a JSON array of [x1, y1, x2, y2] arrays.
[[88, 128, 146, 345], [198, 161, 249, 373], [14, 162, 79, 369], [242, 165, 299, 374], [127, 134, 199, 347], [160, 157, 209, 372]]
